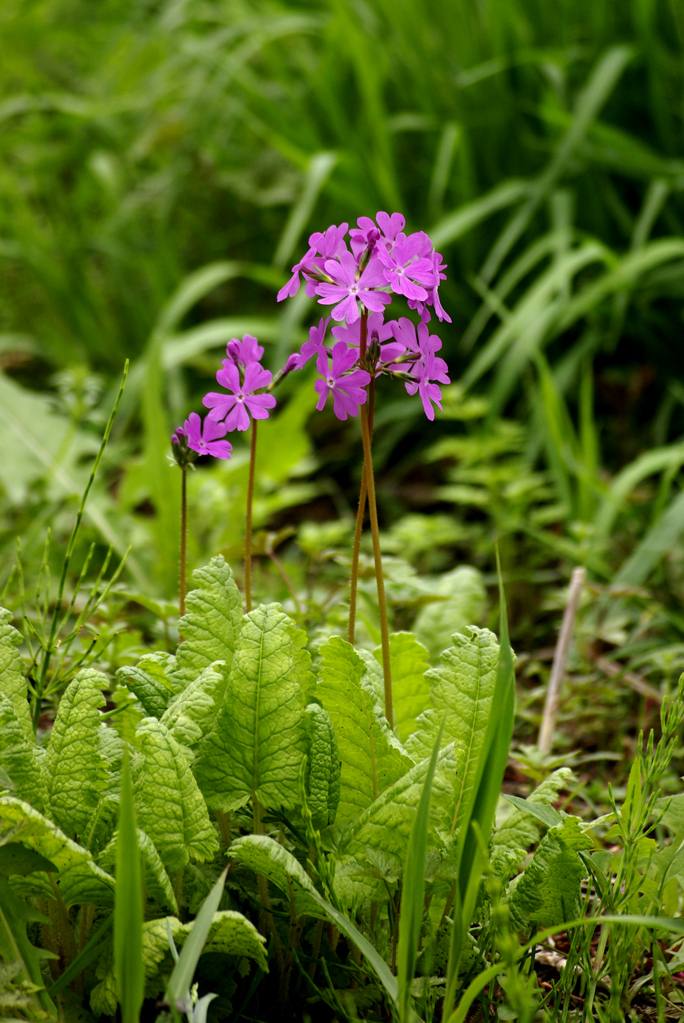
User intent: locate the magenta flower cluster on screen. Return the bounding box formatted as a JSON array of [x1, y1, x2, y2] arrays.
[[172, 211, 450, 461], [280, 211, 450, 421]]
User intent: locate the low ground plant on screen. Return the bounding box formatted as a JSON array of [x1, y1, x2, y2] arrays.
[[2, 212, 684, 1023]]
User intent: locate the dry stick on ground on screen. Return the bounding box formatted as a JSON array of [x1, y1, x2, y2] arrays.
[[538, 566, 586, 755]]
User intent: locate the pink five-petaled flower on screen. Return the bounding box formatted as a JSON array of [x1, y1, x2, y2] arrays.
[[314, 341, 371, 420], [295, 317, 330, 369], [405, 322, 450, 421], [315, 251, 390, 324], [203, 361, 276, 432], [376, 232, 436, 302], [183, 412, 233, 459], [224, 334, 264, 368], [277, 223, 350, 302]]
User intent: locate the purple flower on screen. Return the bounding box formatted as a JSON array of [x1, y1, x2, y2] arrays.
[[331, 312, 405, 364], [376, 211, 405, 242], [203, 362, 277, 432], [277, 224, 350, 302], [295, 316, 330, 369], [277, 247, 317, 301], [314, 341, 371, 420], [184, 412, 233, 459], [377, 232, 436, 302], [315, 251, 390, 323], [224, 334, 265, 368], [404, 322, 450, 421], [309, 223, 349, 260], [349, 216, 381, 260]]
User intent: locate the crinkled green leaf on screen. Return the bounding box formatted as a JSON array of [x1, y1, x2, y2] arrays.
[[134, 718, 218, 872], [161, 663, 226, 762], [100, 828, 177, 914], [43, 668, 108, 840], [493, 767, 575, 878], [0, 797, 115, 907], [229, 833, 326, 920], [414, 567, 485, 663], [92, 909, 267, 1011], [332, 750, 459, 914], [116, 652, 178, 717], [305, 703, 340, 829], [507, 817, 592, 931], [194, 604, 312, 813], [0, 695, 46, 811], [316, 638, 411, 825], [172, 556, 243, 688], [374, 632, 430, 744], [407, 627, 500, 836], [0, 608, 31, 738]]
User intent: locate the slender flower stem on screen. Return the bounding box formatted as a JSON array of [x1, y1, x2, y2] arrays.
[[357, 314, 393, 728], [348, 336, 376, 644], [245, 419, 258, 613], [347, 468, 367, 645], [179, 466, 187, 619]]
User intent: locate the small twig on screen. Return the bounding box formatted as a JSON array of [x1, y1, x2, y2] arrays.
[[538, 566, 586, 754], [595, 656, 663, 704]]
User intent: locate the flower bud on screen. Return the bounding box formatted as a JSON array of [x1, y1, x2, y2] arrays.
[[170, 427, 197, 468]]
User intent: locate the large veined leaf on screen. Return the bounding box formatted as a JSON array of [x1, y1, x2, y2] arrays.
[[507, 817, 592, 931], [0, 694, 46, 810], [42, 668, 109, 841], [0, 797, 115, 906], [171, 556, 244, 688], [116, 651, 179, 717], [0, 607, 31, 737], [134, 718, 218, 872], [194, 604, 313, 813], [337, 746, 457, 867], [407, 627, 500, 836], [99, 828, 178, 914], [305, 702, 340, 829], [91, 909, 268, 1014], [413, 567, 485, 664], [374, 632, 430, 744], [492, 767, 575, 878], [316, 638, 411, 825], [161, 663, 226, 762]]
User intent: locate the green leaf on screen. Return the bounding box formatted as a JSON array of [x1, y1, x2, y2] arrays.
[[161, 663, 226, 762], [493, 768, 575, 876], [504, 796, 564, 830], [134, 718, 218, 872], [0, 842, 56, 876], [305, 703, 340, 829], [100, 828, 177, 914], [116, 651, 178, 717], [114, 755, 144, 1023], [337, 746, 457, 870], [507, 817, 592, 932], [316, 637, 412, 825], [374, 632, 430, 745], [613, 490, 684, 587], [194, 604, 312, 813], [407, 627, 500, 836], [0, 797, 115, 906], [0, 694, 46, 811], [172, 556, 244, 688], [42, 668, 108, 840], [93, 909, 267, 1012], [0, 608, 31, 738], [413, 568, 485, 664]]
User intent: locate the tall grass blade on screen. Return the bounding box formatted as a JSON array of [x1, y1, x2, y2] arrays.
[[396, 718, 445, 1023], [166, 867, 227, 1010], [114, 753, 144, 1023], [274, 151, 338, 268]]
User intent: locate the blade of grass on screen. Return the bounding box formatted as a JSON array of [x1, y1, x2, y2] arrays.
[[114, 754, 144, 1023]]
